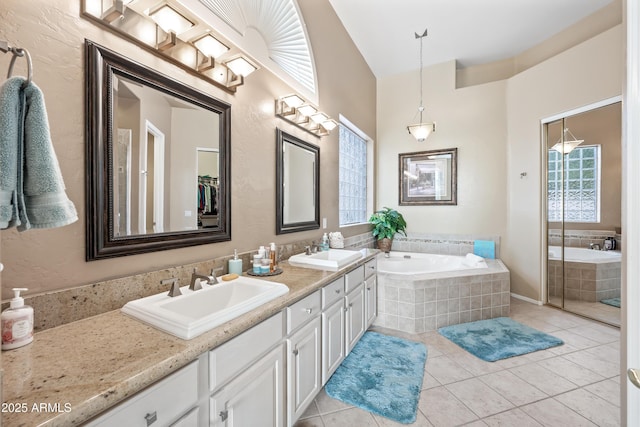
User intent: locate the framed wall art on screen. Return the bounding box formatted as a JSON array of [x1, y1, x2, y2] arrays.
[[399, 148, 457, 205]]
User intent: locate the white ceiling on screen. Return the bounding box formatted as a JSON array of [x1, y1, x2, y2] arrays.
[[327, 0, 613, 78]]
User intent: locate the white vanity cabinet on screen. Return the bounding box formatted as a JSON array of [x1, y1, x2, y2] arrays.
[[209, 312, 285, 427], [87, 255, 378, 427], [364, 258, 378, 328], [210, 344, 285, 427], [321, 276, 345, 385], [86, 360, 200, 427], [345, 266, 366, 355], [286, 291, 322, 426]]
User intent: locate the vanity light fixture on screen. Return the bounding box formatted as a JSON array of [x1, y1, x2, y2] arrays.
[[156, 29, 177, 52], [296, 104, 317, 117], [281, 94, 305, 109], [275, 95, 337, 137], [82, 0, 261, 93], [101, 0, 125, 23], [407, 29, 436, 142], [551, 127, 584, 154], [148, 4, 194, 35], [193, 34, 229, 59], [224, 56, 257, 77]]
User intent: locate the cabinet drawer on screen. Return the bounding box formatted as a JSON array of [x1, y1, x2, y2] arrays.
[[210, 312, 284, 392], [345, 265, 364, 293], [287, 290, 321, 334], [88, 360, 199, 427], [322, 276, 345, 309], [364, 258, 377, 279]]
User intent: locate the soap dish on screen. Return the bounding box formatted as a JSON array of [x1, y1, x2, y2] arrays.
[[247, 268, 283, 277]]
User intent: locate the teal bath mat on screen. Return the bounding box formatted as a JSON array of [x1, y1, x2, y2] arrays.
[[601, 297, 621, 308], [438, 317, 563, 362], [325, 331, 427, 424]]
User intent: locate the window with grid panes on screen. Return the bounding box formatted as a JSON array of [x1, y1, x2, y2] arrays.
[[548, 145, 601, 223], [339, 124, 368, 226]]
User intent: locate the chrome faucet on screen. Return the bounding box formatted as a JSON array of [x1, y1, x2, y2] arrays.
[[589, 242, 601, 250], [163, 278, 181, 297], [189, 267, 222, 291], [305, 242, 320, 255]]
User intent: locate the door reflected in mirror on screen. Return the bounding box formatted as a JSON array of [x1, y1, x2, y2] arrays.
[[86, 40, 231, 260], [112, 74, 220, 236]]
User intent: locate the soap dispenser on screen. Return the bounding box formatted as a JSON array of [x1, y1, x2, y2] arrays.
[[1, 288, 34, 350], [228, 249, 243, 275], [321, 233, 329, 251]]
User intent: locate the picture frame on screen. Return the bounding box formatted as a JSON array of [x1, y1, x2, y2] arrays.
[[399, 148, 457, 205]]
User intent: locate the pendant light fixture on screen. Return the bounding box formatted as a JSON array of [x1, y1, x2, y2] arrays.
[[551, 127, 584, 154], [407, 29, 436, 142]]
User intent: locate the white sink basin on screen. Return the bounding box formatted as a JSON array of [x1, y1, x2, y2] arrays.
[[121, 276, 289, 340], [288, 249, 363, 271]]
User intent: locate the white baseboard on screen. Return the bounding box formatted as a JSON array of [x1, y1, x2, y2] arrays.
[[511, 292, 544, 306]]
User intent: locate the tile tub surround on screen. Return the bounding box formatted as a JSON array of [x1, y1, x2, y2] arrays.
[[1, 237, 374, 333], [391, 232, 501, 258], [1, 250, 378, 427], [548, 228, 621, 250], [375, 257, 510, 334], [548, 258, 621, 302]]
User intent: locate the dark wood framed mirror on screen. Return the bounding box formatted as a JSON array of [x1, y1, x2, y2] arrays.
[[85, 40, 231, 260], [276, 128, 320, 234]]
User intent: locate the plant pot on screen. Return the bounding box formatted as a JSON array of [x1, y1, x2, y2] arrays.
[[377, 238, 393, 253]]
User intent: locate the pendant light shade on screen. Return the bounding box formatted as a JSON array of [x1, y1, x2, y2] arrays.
[[551, 127, 584, 154], [407, 29, 435, 142]]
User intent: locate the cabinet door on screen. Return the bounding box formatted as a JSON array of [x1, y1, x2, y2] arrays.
[[322, 298, 345, 385], [287, 317, 321, 425], [365, 275, 377, 328], [345, 284, 365, 355], [211, 344, 285, 427]]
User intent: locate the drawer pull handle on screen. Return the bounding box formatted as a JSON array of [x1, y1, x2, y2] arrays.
[[144, 411, 157, 426], [220, 410, 229, 422], [344, 306, 349, 313], [367, 286, 371, 290], [335, 289, 341, 294], [293, 349, 299, 356], [304, 308, 313, 314], [349, 303, 353, 307]]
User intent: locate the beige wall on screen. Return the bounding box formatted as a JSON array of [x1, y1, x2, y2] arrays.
[[377, 60, 509, 237], [0, 0, 376, 298], [505, 25, 623, 300], [376, 26, 622, 302]]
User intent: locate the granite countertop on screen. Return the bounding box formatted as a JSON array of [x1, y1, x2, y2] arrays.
[[2, 250, 377, 426]]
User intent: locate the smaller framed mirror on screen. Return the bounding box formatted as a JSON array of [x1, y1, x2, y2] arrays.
[[276, 129, 320, 234]]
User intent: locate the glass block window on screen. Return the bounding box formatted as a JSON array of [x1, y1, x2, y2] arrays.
[[548, 145, 601, 222], [339, 124, 368, 226]]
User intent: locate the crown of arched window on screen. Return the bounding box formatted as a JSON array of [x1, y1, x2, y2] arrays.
[[191, 0, 318, 101]]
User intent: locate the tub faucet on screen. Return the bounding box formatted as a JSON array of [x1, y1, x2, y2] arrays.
[[589, 243, 601, 250]]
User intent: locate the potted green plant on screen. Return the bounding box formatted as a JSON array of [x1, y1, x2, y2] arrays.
[[368, 207, 407, 252]]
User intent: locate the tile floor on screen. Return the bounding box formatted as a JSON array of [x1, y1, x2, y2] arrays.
[[295, 298, 621, 427], [564, 300, 621, 327]]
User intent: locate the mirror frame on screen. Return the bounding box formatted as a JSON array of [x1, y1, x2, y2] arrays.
[[276, 128, 320, 234], [85, 40, 231, 260]]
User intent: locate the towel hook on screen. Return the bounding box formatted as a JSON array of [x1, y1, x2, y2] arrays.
[[7, 47, 33, 88]]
